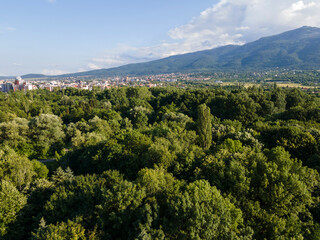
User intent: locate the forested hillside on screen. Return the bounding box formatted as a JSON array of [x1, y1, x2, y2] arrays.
[[0, 86, 320, 239], [58, 26, 320, 77]]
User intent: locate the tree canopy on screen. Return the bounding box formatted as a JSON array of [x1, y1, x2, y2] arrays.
[[0, 86, 320, 239]]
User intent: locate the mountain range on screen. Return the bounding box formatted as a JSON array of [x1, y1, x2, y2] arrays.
[[21, 26, 320, 78]]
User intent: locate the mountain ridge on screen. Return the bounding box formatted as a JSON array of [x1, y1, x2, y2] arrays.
[[21, 74, 47, 79], [22, 26, 320, 78]]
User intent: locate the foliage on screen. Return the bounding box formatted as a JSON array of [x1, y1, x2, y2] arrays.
[[31, 219, 86, 240], [0, 86, 319, 239], [29, 114, 65, 158], [0, 180, 27, 236], [197, 103, 212, 149], [0, 146, 35, 190]]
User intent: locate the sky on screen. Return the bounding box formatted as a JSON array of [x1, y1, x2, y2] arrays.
[[1, 0, 320, 76]]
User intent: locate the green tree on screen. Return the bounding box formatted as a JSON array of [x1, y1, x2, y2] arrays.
[[32, 219, 86, 240], [0, 118, 31, 156], [197, 104, 212, 149], [146, 138, 176, 169], [163, 180, 250, 239], [129, 106, 151, 129], [136, 167, 177, 195], [250, 147, 320, 239], [51, 167, 74, 184], [29, 114, 65, 158], [32, 160, 49, 179], [286, 88, 305, 109], [271, 87, 286, 112], [0, 147, 35, 190], [0, 180, 27, 237]]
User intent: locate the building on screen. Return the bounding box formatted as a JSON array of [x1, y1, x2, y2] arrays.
[[0, 82, 14, 92], [0, 76, 35, 92]]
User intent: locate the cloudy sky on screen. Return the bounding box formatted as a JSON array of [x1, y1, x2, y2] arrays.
[[1, 0, 320, 75]]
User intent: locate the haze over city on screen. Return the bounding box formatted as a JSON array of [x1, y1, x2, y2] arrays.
[[1, 0, 320, 76]]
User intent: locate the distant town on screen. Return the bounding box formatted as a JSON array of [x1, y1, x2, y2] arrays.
[[0, 73, 217, 93], [1, 70, 320, 93]]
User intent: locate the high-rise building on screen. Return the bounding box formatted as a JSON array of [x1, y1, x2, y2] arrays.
[[1, 82, 14, 92]]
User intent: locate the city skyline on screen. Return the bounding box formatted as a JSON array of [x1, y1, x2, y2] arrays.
[[1, 0, 320, 76]]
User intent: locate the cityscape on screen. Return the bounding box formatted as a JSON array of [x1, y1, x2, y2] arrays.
[[0, 73, 217, 93], [1, 69, 320, 93]]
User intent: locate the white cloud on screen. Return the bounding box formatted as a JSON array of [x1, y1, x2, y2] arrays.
[[88, 44, 164, 70], [87, 63, 102, 70], [0, 26, 16, 34], [168, 0, 320, 48], [41, 69, 66, 75], [281, 1, 317, 23], [88, 0, 320, 70], [47, 0, 56, 3], [5, 27, 16, 31]]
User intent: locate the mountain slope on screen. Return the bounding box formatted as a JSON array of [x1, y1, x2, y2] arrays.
[[21, 74, 47, 79], [60, 26, 320, 77]]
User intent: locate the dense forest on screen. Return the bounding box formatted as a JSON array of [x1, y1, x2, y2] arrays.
[[0, 86, 320, 239]]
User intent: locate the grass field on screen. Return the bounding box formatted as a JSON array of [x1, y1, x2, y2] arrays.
[[275, 83, 316, 88], [219, 82, 317, 89]]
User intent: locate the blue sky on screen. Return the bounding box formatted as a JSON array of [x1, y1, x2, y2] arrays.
[[1, 0, 320, 76]]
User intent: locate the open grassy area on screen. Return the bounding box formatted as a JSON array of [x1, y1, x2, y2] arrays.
[[219, 82, 318, 89], [275, 83, 316, 88]]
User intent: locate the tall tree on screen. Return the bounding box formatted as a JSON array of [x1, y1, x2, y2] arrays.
[[197, 104, 212, 150]]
